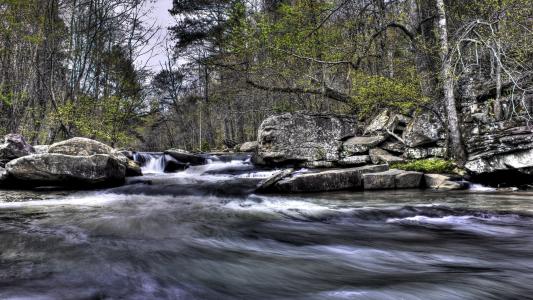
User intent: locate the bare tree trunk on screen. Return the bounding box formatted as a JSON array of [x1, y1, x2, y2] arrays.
[[436, 0, 467, 165]]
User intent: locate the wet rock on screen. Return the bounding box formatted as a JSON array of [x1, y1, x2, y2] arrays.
[[165, 149, 207, 165], [163, 159, 189, 173], [33, 145, 50, 154], [240, 141, 259, 153], [363, 169, 423, 190], [125, 159, 143, 177], [403, 113, 443, 147], [256, 112, 358, 164], [6, 154, 126, 187], [265, 165, 388, 193], [117, 150, 134, 160], [369, 148, 405, 164], [48, 137, 113, 156], [424, 174, 466, 190], [342, 136, 386, 155], [337, 155, 371, 167], [0, 134, 35, 164], [256, 169, 294, 192]]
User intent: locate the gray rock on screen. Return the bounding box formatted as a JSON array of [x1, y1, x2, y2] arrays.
[[363, 170, 397, 190], [256, 112, 358, 164], [369, 148, 405, 164], [364, 110, 391, 135], [33, 145, 50, 154], [0, 166, 8, 182], [404, 148, 429, 159], [48, 137, 113, 156], [6, 154, 126, 187], [266, 165, 388, 193], [342, 136, 386, 155], [0, 134, 35, 163], [380, 140, 406, 154], [240, 141, 259, 152], [256, 168, 294, 192], [363, 169, 422, 190], [125, 159, 143, 177], [465, 148, 533, 174], [424, 174, 466, 190], [165, 149, 207, 165], [338, 155, 371, 166], [299, 161, 337, 168], [403, 113, 443, 147]]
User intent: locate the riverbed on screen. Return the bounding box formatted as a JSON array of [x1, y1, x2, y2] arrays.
[[1, 156, 532, 299]]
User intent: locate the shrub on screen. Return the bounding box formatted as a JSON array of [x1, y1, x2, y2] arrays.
[[391, 158, 456, 174]]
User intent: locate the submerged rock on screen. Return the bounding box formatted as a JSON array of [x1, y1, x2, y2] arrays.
[[256, 112, 358, 165], [0, 134, 35, 165], [263, 165, 388, 193], [6, 153, 126, 187], [48, 137, 113, 156], [165, 149, 207, 165]]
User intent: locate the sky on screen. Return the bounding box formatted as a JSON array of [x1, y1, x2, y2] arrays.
[[138, 0, 174, 72]]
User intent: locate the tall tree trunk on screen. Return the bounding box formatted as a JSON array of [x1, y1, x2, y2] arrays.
[[436, 0, 467, 165]]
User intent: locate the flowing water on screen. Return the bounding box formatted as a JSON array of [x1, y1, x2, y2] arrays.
[[1, 154, 533, 299]]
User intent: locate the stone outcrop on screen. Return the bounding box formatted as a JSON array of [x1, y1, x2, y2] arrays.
[[263, 165, 388, 193], [33, 145, 50, 154], [337, 155, 371, 167], [6, 154, 126, 187], [165, 149, 207, 165], [0, 134, 35, 166], [363, 169, 423, 190], [256, 112, 358, 164]]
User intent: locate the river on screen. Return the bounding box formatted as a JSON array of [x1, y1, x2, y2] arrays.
[[0, 154, 532, 299]]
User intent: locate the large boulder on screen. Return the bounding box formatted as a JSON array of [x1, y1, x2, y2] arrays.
[[402, 113, 444, 147], [33, 145, 50, 154], [48, 137, 113, 156], [256, 112, 358, 164], [6, 154, 126, 187], [263, 165, 388, 193], [0, 134, 35, 165], [363, 169, 423, 190], [165, 149, 207, 165], [0, 166, 8, 182]]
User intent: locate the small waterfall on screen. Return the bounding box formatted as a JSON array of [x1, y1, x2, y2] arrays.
[[133, 152, 167, 174]]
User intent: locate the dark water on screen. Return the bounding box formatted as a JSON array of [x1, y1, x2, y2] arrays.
[[1, 156, 533, 299]]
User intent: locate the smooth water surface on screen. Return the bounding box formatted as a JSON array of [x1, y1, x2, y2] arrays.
[[1, 155, 532, 299]]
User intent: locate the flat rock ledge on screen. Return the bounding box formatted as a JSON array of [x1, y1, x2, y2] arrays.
[[257, 166, 467, 193]]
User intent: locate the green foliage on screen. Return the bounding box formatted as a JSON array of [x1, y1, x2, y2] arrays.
[[350, 71, 428, 118], [391, 159, 456, 174]]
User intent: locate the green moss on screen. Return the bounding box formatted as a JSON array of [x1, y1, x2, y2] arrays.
[[391, 158, 456, 174]]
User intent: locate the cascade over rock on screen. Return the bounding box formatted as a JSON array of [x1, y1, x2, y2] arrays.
[[256, 112, 359, 164]]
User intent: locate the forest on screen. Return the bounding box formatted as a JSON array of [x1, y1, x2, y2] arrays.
[[1, 0, 532, 162]]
